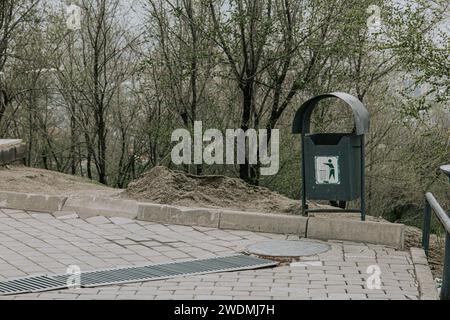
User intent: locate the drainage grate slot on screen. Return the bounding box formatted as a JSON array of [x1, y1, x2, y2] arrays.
[[0, 254, 277, 295], [0, 275, 67, 294], [81, 268, 157, 285], [164, 261, 214, 274]]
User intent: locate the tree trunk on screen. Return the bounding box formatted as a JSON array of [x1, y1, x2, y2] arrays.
[[239, 81, 253, 183], [84, 132, 93, 180], [97, 114, 107, 184], [0, 90, 6, 132], [70, 111, 77, 175]]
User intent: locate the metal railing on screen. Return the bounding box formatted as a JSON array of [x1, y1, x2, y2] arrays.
[[422, 192, 450, 300]]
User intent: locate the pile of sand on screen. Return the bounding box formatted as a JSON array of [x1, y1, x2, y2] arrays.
[[125, 166, 314, 214], [0, 165, 121, 197]]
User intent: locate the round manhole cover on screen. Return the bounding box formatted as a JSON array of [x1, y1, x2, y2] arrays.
[[246, 239, 330, 258]]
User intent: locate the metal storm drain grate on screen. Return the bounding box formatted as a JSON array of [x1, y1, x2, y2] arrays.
[[0, 254, 277, 295], [0, 275, 69, 295]]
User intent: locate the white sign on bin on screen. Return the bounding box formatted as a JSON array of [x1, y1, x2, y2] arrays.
[[315, 156, 340, 184]]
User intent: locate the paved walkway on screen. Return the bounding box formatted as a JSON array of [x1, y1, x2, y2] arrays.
[[0, 208, 419, 300]]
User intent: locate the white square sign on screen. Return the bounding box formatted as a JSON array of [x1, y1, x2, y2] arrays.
[[315, 156, 340, 184]]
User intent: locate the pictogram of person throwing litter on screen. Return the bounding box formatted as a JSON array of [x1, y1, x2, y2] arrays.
[[324, 159, 335, 180], [315, 156, 339, 185]]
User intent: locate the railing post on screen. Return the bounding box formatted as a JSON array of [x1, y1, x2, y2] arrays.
[[360, 135, 366, 221], [422, 199, 431, 256], [441, 232, 450, 300]]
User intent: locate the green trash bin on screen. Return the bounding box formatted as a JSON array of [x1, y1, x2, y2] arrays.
[[292, 92, 370, 220]]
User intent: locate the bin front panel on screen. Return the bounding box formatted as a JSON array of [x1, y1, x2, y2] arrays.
[[303, 134, 361, 201]]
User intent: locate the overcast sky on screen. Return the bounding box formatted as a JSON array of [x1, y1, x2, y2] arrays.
[[55, 0, 449, 41]]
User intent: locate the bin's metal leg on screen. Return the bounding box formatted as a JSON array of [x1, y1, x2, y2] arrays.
[[360, 135, 365, 221], [441, 232, 450, 300], [301, 134, 307, 215], [422, 200, 431, 256]]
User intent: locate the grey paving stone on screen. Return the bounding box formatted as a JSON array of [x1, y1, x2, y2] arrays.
[[0, 209, 421, 300]]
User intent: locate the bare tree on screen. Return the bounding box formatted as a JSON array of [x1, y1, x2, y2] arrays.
[[50, 0, 138, 184], [206, 0, 363, 183], [0, 0, 40, 130], [146, 0, 219, 174]]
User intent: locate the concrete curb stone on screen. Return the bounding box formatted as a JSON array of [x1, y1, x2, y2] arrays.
[[138, 203, 220, 228], [62, 196, 139, 219], [0, 191, 67, 213], [219, 210, 308, 236], [410, 247, 439, 300], [0, 191, 406, 249], [0, 139, 26, 164], [307, 217, 404, 249]]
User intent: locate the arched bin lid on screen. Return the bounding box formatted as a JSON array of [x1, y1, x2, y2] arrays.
[[292, 92, 370, 135]]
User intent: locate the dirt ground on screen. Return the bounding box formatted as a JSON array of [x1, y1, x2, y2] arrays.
[[0, 165, 121, 197], [124, 166, 330, 214]]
